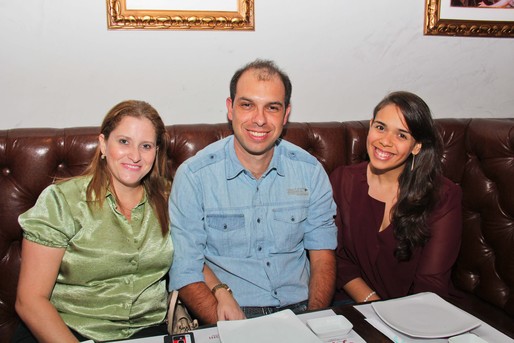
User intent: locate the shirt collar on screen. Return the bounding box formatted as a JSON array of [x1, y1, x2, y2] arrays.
[[225, 135, 285, 180], [105, 186, 148, 208]]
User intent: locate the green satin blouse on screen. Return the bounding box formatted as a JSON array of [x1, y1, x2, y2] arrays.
[[19, 176, 173, 341]]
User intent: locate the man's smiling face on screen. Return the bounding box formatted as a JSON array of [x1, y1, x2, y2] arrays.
[[227, 68, 291, 166]]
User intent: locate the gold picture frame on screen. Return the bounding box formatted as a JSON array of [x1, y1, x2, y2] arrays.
[[106, 0, 254, 30], [425, 0, 514, 37]]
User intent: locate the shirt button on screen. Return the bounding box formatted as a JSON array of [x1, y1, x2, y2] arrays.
[[266, 262, 270, 267], [257, 218, 261, 223], [257, 246, 262, 251], [274, 291, 278, 295], [290, 216, 295, 222], [131, 260, 137, 265]]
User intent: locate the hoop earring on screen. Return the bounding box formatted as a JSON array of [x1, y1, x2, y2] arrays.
[[411, 154, 415, 171]]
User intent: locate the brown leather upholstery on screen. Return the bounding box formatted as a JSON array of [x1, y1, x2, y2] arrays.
[[1, 119, 513, 340]]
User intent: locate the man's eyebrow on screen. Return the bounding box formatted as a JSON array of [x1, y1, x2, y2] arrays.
[[268, 101, 284, 107], [237, 97, 284, 107]]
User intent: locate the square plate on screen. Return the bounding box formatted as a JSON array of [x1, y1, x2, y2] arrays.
[[371, 292, 481, 338]]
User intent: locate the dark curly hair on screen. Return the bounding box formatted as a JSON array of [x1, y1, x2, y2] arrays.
[[372, 91, 443, 261]]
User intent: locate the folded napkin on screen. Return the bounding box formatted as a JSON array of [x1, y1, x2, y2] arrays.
[[217, 309, 322, 343]]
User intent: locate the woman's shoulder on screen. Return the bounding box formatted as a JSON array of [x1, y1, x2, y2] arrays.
[[49, 175, 92, 200], [55, 175, 90, 188], [438, 176, 463, 199], [431, 176, 462, 217], [330, 161, 367, 181], [330, 162, 368, 202]]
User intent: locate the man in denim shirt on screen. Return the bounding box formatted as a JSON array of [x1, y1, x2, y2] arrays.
[[169, 59, 337, 324]]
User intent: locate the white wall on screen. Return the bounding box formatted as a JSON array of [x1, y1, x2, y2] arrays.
[[1, 1, 513, 130]]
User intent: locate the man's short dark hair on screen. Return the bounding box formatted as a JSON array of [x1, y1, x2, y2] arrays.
[[229, 59, 292, 108]]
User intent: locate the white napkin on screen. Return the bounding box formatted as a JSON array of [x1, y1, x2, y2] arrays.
[[217, 309, 322, 343]]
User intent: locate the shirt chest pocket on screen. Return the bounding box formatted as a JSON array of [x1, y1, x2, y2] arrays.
[[272, 207, 308, 252], [205, 214, 248, 257]]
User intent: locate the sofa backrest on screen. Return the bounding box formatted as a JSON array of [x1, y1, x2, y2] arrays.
[[0, 118, 513, 340]]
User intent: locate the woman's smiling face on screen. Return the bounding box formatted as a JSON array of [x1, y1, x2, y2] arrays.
[[99, 115, 157, 193], [367, 104, 421, 175]]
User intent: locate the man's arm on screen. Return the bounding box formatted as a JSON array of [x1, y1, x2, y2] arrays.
[[178, 282, 218, 325], [178, 264, 246, 325], [169, 165, 217, 324], [307, 249, 336, 310], [203, 264, 245, 321]]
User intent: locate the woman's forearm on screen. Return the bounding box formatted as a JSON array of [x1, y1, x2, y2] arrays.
[[16, 297, 79, 343], [343, 278, 381, 303]]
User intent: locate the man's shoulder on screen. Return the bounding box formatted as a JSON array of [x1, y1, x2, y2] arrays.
[[277, 139, 319, 166], [180, 136, 231, 173]]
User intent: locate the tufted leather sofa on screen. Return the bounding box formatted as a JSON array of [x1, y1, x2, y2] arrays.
[[1, 119, 513, 341]]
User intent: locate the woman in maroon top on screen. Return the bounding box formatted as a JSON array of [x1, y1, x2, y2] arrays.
[[330, 91, 462, 304]]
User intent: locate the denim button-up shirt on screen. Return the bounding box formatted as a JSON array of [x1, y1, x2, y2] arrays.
[[169, 136, 337, 307]]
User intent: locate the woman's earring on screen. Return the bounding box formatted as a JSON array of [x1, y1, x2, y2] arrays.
[[411, 154, 415, 171], [101, 154, 106, 160]]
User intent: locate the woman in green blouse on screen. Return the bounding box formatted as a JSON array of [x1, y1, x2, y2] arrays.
[[14, 100, 173, 342]]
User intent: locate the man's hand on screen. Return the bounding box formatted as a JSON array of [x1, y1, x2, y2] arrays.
[[214, 288, 246, 321]]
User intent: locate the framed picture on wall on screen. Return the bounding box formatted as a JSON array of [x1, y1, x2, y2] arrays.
[[106, 0, 254, 30], [425, 0, 514, 37]]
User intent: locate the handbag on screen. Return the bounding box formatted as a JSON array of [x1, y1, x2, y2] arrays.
[[167, 290, 199, 335]]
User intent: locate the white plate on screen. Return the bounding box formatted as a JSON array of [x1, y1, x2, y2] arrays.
[[371, 292, 481, 338], [217, 309, 322, 343]]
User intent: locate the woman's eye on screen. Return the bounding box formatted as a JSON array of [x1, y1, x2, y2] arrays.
[[141, 143, 155, 150], [398, 133, 411, 140], [119, 138, 128, 144]]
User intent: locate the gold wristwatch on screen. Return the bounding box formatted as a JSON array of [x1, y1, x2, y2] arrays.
[[211, 283, 232, 295]]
